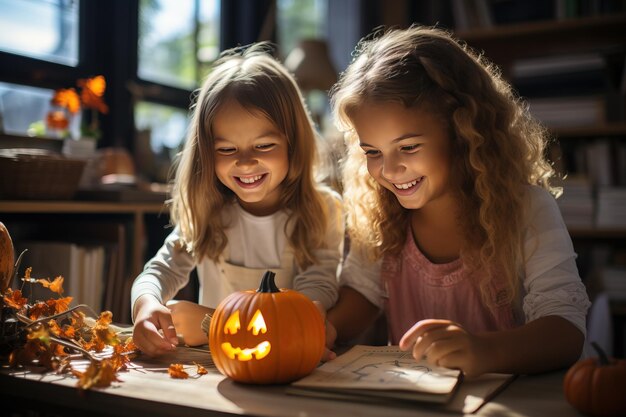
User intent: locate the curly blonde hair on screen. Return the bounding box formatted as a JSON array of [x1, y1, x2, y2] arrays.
[[331, 26, 557, 309], [170, 43, 328, 269]]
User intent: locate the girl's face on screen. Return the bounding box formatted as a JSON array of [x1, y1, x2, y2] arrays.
[[351, 101, 454, 211], [213, 99, 289, 216]]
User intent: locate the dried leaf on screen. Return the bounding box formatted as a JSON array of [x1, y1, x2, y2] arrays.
[[168, 363, 189, 379], [28, 301, 52, 320], [48, 319, 76, 340], [36, 276, 65, 295], [87, 311, 119, 352], [50, 296, 73, 314], [74, 360, 120, 390], [194, 362, 208, 375], [3, 288, 28, 310]]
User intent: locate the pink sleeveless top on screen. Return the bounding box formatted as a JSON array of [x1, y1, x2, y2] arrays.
[[381, 231, 520, 344]]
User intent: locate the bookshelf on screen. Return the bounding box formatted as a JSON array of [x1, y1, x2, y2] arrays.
[[0, 200, 170, 323], [454, 10, 626, 356], [457, 14, 626, 75]]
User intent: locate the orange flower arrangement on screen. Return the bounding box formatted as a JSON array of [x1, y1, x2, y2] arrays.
[[46, 75, 109, 139]]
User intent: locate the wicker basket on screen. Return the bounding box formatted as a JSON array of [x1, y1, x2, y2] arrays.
[[0, 148, 87, 200]]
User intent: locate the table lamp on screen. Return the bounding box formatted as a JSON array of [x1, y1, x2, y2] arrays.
[[284, 39, 337, 92]]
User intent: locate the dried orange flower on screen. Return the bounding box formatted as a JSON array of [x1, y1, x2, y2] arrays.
[[78, 75, 109, 114], [46, 75, 109, 138], [50, 88, 81, 114]]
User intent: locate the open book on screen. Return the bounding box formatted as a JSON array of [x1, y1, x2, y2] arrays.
[[288, 345, 516, 413], [289, 345, 461, 404]]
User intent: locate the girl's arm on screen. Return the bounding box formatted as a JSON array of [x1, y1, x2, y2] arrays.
[[327, 286, 380, 344], [400, 315, 583, 377], [167, 300, 214, 346], [480, 315, 584, 374], [130, 227, 196, 355], [294, 188, 345, 310], [130, 227, 195, 320]]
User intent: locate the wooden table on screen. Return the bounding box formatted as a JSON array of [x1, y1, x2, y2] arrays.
[[0, 347, 583, 417]]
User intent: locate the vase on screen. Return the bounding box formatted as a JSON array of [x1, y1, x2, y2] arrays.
[[62, 137, 99, 188]]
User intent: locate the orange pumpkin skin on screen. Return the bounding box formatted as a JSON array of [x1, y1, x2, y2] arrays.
[[209, 271, 325, 384], [563, 343, 626, 417], [0, 221, 14, 292]]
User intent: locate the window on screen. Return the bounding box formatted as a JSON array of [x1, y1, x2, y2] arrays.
[[0, 0, 79, 66], [277, 0, 327, 58], [135, 0, 220, 179], [0, 82, 54, 136], [138, 0, 220, 88], [134, 101, 188, 182], [0, 0, 82, 138]]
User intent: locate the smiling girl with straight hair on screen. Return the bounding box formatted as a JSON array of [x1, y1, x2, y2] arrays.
[[131, 43, 343, 356]]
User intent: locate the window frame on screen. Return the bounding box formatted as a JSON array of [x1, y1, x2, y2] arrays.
[[0, 0, 369, 151]]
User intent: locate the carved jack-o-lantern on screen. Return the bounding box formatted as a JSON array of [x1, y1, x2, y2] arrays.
[[209, 270, 325, 384]]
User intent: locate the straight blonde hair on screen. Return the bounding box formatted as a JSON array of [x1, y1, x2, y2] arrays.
[[170, 43, 328, 269]]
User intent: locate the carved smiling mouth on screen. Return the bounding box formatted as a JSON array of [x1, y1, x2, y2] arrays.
[[393, 176, 424, 190], [221, 341, 271, 361]]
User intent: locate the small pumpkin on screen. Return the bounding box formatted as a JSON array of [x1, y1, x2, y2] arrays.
[[0, 221, 14, 293], [563, 342, 626, 417], [209, 270, 325, 384]]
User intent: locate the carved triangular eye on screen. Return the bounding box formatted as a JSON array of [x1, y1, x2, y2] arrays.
[[247, 310, 267, 335], [223, 310, 240, 334]]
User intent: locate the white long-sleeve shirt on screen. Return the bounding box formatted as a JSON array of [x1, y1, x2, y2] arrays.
[[131, 187, 344, 318]]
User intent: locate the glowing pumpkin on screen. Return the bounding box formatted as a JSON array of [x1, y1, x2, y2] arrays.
[[209, 270, 325, 384], [0, 222, 14, 292]]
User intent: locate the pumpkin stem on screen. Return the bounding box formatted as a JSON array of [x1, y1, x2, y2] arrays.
[[257, 270, 280, 293], [591, 341, 610, 366]]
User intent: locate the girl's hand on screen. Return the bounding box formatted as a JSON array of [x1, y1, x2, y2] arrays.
[[313, 301, 337, 362], [132, 295, 178, 357], [399, 319, 489, 377]]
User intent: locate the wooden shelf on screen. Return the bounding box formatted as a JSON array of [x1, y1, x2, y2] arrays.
[[458, 14, 626, 43], [569, 227, 626, 239], [552, 122, 626, 139], [0, 200, 168, 278], [0, 200, 166, 214], [457, 14, 626, 72]]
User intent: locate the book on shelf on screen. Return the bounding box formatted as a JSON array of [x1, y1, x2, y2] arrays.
[[600, 266, 626, 301], [288, 345, 515, 414], [596, 186, 626, 227], [512, 52, 610, 98], [451, 0, 492, 30], [585, 139, 614, 187], [527, 95, 607, 129], [555, 176, 595, 228], [15, 241, 106, 312], [15, 241, 82, 304]]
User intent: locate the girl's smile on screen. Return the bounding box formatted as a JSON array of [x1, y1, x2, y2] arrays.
[[235, 173, 267, 187], [391, 176, 425, 195]]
